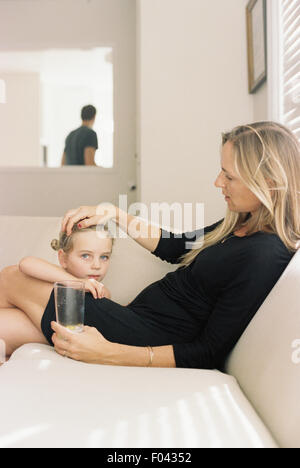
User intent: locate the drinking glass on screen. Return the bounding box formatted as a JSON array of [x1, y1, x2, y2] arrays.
[[54, 281, 85, 333]]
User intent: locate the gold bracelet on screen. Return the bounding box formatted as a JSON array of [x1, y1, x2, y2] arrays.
[[147, 346, 154, 367]]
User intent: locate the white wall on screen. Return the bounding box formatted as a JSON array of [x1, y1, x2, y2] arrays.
[[0, 0, 136, 216], [0, 72, 40, 166], [253, 82, 268, 121], [137, 0, 254, 228], [0, 167, 126, 217], [0, 0, 262, 221]]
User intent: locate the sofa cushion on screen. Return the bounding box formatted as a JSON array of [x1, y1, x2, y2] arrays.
[[0, 216, 60, 268], [0, 343, 277, 448], [226, 249, 300, 448]]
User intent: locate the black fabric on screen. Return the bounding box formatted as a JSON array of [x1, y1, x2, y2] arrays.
[[64, 126, 98, 165], [41, 281, 199, 347], [41, 219, 294, 369], [152, 221, 293, 369]]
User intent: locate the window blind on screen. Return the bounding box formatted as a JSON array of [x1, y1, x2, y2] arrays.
[[280, 0, 300, 140]]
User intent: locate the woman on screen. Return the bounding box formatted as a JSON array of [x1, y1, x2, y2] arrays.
[[1, 121, 299, 368]]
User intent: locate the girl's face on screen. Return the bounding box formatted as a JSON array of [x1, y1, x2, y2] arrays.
[[214, 141, 262, 215], [58, 231, 112, 282]]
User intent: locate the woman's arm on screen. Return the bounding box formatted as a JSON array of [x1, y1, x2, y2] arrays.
[[62, 205, 162, 254], [116, 208, 162, 253], [110, 342, 176, 368], [51, 321, 176, 367]]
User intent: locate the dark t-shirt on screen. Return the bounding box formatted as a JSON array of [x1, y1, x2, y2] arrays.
[[64, 126, 98, 165], [148, 220, 294, 369]]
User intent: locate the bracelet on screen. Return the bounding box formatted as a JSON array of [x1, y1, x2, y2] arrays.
[[147, 346, 154, 367]]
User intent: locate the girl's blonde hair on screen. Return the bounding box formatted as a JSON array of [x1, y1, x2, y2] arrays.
[[51, 224, 114, 253], [179, 121, 300, 268]]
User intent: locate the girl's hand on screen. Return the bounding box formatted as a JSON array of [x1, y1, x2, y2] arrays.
[[100, 285, 111, 299], [62, 204, 118, 236], [84, 279, 105, 299], [51, 321, 115, 364]]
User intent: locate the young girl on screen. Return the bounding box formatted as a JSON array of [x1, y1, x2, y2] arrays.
[[0, 224, 114, 359], [19, 224, 114, 301]]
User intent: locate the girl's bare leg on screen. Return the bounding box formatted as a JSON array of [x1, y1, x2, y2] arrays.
[[0, 265, 53, 332], [0, 274, 13, 308], [0, 308, 48, 358]]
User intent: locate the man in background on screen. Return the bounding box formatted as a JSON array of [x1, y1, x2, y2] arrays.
[[61, 105, 98, 166]]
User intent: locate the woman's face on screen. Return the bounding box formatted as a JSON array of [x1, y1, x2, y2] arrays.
[[58, 231, 112, 282], [214, 141, 262, 214]]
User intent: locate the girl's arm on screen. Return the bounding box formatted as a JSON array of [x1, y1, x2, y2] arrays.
[[19, 257, 105, 299], [19, 256, 78, 283], [101, 285, 111, 299]]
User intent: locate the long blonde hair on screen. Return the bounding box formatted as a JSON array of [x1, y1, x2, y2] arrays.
[[179, 121, 300, 268]]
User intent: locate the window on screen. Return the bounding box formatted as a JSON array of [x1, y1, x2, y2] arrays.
[[273, 0, 300, 140], [0, 48, 114, 168]]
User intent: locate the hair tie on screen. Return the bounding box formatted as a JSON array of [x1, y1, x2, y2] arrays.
[[50, 239, 60, 251]]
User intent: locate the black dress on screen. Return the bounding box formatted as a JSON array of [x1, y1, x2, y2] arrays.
[[41, 220, 293, 369]]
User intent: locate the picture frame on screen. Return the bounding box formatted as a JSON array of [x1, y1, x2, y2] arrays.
[[246, 0, 267, 94]]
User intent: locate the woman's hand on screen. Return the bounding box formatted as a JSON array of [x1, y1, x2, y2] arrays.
[[51, 321, 115, 364], [51, 322, 176, 368], [62, 204, 118, 236]]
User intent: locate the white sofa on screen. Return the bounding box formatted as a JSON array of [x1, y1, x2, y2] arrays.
[[0, 215, 299, 448]]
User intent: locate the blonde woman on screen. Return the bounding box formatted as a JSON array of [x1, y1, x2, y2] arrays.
[[0, 121, 299, 368]]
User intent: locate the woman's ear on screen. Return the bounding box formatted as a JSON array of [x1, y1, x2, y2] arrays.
[[58, 249, 68, 268]]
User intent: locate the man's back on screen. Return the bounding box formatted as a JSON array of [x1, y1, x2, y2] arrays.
[[64, 126, 98, 165]]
